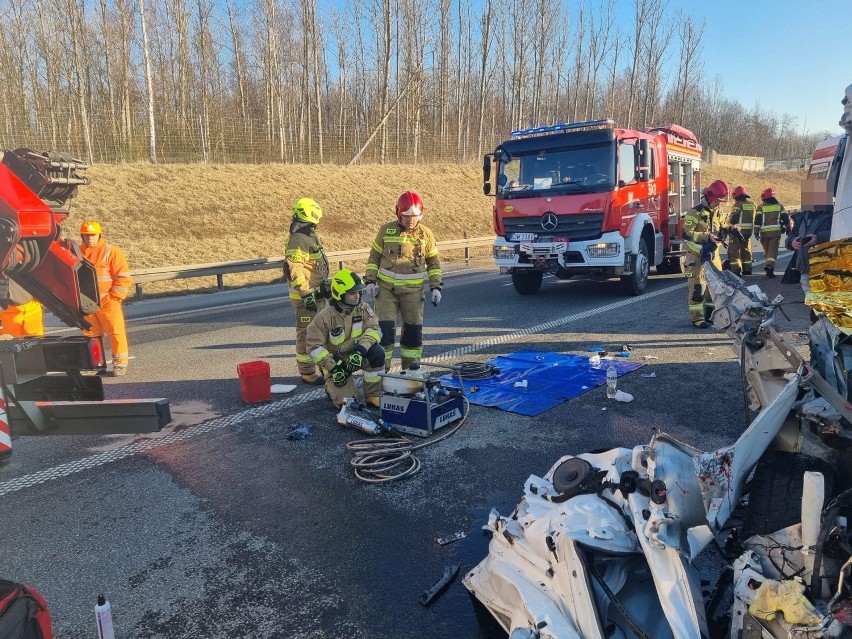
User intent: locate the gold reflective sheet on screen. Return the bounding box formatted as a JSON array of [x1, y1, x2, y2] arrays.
[[806, 238, 852, 333]]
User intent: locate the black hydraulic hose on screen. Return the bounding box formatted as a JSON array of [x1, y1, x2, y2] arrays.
[[454, 361, 500, 380]]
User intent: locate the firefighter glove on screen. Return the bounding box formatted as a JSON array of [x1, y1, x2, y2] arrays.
[[318, 279, 331, 299], [431, 288, 442, 307], [364, 282, 379, 301], [302, 292, 317, 312], [330, 361, 350, 387], [346, 344, 367, 373]]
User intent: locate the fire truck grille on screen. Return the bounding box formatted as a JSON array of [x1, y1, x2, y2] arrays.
[[503, 213, 604, 242]]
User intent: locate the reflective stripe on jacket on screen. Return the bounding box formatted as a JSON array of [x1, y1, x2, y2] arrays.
[[306, 301, 382, 372], [80, 238, 132, 300], [729, 201, 756, 233], [755, 203, 785, 234], [285, 227, 329, 300], [683, 203, 724, 254], [365, 221, 442, 289]]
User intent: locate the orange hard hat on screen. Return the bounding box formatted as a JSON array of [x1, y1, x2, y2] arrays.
[[80, 220, 102, 235]]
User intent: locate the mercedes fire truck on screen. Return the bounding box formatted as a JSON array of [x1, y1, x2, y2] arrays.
[[484, 119, 703, 295]]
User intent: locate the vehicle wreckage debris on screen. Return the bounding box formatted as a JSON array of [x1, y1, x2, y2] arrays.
[[436, 531, 467, 546], [285, 423, 314, 440], [419, 564, 460, 606]]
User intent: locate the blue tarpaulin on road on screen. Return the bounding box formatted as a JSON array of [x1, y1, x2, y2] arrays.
[[440, 350, 644, 416]]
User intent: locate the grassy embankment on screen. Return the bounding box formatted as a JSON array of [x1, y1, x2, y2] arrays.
[[72, 162, 806, 296]]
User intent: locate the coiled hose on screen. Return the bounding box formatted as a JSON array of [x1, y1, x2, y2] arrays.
[[345, 362, 499, 484]]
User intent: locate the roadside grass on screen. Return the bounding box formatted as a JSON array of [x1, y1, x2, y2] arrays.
[[69, 162, 806, 296]]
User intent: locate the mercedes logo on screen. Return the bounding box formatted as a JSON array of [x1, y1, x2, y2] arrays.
[[540, 213, 558, 232]]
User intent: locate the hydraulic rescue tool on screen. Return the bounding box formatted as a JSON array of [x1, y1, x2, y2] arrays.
[[378, 365, 465, 437]]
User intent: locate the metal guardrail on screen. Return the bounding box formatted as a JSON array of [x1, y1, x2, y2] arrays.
[[130, 236, 495, 298]]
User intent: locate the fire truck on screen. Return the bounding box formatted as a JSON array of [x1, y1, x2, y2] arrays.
[[0, 149, 169, 465], [484, 119, 703, 295]]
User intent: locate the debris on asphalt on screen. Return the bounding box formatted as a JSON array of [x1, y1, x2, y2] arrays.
[[419, 564, 460, 606], [285, 423, 314, 440], [621, 344, 634, 351], [436, 531, 467, 546], [271, 384, 297, 394], [614, 390, 634, 402], [614, 351, 631, 358], [640, 372, 657, 378], [642, 355, 659, 361]]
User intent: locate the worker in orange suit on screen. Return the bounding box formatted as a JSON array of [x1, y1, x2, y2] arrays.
[[79, 220, 133, 376], [0, 281, 44, 337]]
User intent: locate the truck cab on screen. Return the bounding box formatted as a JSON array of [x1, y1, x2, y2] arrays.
[[484, 119, 701, 296]]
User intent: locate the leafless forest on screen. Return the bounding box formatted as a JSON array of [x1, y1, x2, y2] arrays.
[[0, 0, 828, 164]]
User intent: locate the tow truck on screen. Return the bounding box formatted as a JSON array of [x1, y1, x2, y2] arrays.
[[0, 149, 170, 465]]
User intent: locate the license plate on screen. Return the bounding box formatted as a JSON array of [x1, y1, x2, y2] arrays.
[[512, 232, 536, 241]]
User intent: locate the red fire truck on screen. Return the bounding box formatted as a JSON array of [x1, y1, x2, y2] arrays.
[[484, 119, 703, 295]]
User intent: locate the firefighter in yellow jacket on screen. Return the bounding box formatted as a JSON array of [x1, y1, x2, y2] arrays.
[[363, 191, 442, 371], [754, 188, 789, 278], [284, 198, 330, 385], [726, 186, 756, 275], [683, 180, 728, 329], [80, 220, 132, 375], [307, 269, 385, 408]]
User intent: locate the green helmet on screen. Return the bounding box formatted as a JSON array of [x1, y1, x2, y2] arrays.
[[330, 269, 366, 303], [292, 198, 323, 224]]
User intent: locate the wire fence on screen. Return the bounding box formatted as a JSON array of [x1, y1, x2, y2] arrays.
[[0, 108, 507, 165]]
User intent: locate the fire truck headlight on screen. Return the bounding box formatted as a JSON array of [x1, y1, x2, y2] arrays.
[[493, 246, 515, 260], [586, 243, 621, 259]]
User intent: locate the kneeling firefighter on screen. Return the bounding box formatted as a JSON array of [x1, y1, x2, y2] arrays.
[[306, 269, 385, 408], [683, 180, 728, 329]]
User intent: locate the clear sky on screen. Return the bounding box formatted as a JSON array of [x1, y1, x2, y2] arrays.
[[652, 0, 848, 135]]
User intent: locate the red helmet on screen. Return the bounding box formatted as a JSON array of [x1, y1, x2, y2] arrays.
[[396, 191, 424, 219], [732, 186, 749, 199], [703, 180, 729, 203], [760, 187, 776, 201]]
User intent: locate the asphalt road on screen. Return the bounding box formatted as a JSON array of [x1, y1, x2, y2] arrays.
[[1, 251, 811, 638]]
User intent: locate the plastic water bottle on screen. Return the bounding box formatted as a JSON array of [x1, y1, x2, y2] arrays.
[[606, 365, 617, 399], [95, 594, 115, 639]]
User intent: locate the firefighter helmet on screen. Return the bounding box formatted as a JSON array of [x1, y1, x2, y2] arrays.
[[396, 191, 424, 219], [703, 180, 729, 203], [80, 220, 102, 235], [330, 269, 366, 303], [732, 186, 749, 199], [292, 198, 323, 225], [760, 187, 776, 201]]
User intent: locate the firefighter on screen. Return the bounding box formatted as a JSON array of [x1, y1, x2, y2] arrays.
[[284, 198, 330, 385], [754, 188, 789, 278], [726, 186, 756, 275], [306, 269, 385, 408], [79, 220, 132, 375], [683, 180, 728, 329], [363, 191, 442, 371]]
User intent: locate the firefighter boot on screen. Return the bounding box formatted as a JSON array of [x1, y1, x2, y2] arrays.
[[112, 364, 128, 377], [765, 265, 775, 278], [401, 357, 418, 371]]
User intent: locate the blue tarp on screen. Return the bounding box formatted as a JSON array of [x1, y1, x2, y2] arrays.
[[440, 350, 644, 416]]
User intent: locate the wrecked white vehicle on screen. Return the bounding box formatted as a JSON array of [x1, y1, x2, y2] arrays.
[[464, 265, 852, 638]]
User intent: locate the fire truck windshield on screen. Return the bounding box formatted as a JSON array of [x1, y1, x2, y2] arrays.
[[497, 143, 615, 196]]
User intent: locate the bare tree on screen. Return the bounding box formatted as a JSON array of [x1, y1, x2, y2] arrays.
[[138, 0, 157, 162]]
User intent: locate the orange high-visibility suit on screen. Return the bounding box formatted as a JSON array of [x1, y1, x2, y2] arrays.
[[0, 299, 44, 336], [81, 238, 132, 367]]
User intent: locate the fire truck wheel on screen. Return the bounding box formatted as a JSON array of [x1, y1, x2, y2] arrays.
[[744, 450, 834, 537], [621, 238, 649, 296], [656, 255, 683, 275], [511, 270, 543, 295]]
